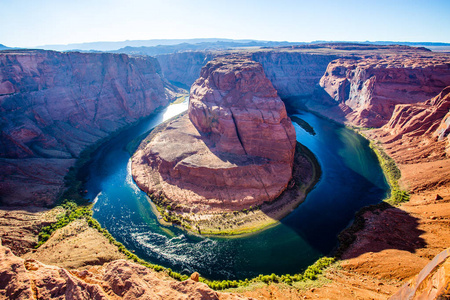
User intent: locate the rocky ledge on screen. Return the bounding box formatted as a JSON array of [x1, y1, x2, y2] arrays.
[[132, 56, 297, 217], [0, 241, 247, 300]]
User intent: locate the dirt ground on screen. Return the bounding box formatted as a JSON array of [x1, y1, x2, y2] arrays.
[[22, 218, 127, 269]]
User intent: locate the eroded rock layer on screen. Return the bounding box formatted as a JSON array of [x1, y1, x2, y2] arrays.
[[132, 56, 296, 212], [367, 86, 450, 164], [0, 241, 247, 300], [0, 50, 175, 206], [318, 56, 450, 127]]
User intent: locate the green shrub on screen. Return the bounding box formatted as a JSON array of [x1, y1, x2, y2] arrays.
[[369, 143, 410, 205]]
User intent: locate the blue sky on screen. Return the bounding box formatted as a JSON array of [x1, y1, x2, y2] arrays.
[[1, 0, 449, 47]]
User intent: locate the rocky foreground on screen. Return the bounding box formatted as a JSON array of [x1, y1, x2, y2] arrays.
[[0, 240, 248, 300], [132, 56, 296, 213]]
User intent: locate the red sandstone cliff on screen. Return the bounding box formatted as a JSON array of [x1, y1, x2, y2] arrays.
[[317, 56, 450, 127], [0, 50, 176, 206], [156, 50, 338, 99], [251, 51, 338, 99], [132, 56, 296, 212], [367, 86, 450, 165]]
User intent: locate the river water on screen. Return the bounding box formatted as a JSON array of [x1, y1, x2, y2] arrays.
[[86, 98, 388, 280]]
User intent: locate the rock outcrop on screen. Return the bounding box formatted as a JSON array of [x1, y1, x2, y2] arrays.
[[0, 50, 176, 206], [317, 56, 450, 127], [0, 241, 248, 300], [366, 86, 450, 164], [390, 248, 450, 300], [132, 56, 296, 212]]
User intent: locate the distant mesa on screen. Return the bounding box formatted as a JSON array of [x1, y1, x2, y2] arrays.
[[132, 56, 297, 213]]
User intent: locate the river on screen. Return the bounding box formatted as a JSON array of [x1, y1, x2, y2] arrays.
[[85, 98, 388, 280]]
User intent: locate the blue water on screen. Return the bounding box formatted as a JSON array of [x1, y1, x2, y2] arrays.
[[86, 99, 388, 280]]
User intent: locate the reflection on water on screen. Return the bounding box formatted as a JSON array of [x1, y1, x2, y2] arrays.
[[87, 102, 388, 280]]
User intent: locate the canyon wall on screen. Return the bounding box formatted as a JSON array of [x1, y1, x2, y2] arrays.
[[317, 56, 450, 127], [0, 50, 175, 206], [366, 86, 450, 166], [156, 51, 215, 88], [251, 51, 338, 98], [157, 50, 338, 99], [3, 46, 449, 207], [157, 47, 450, 130]]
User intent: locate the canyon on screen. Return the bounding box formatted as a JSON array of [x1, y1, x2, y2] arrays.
[[1, 44, 450, 299], [0, 50, 178, 206]]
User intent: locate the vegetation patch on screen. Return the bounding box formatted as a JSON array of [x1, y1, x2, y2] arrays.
[[369, 142, 410, 205], [36, 201, 92, 247], [200, 257, 335, 291]]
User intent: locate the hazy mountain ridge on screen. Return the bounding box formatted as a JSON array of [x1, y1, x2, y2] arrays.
[[32, 38, 450, 53]]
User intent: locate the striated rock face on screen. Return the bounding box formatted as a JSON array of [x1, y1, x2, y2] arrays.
[[0, 49, 175, 206], [132, 56, 296, 212], [0, 242, 248, 300], [188, 56, 296, 161], [318, 56, 450, 127], [390, 248, 450, 300], [251, 51, 338, 98], [157, 50, 338, 99], [157, 51, 215, 88], [366, 86, 450, 164]]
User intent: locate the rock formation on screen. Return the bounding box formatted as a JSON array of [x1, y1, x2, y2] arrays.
[[157, 51, 216, 88], [0, 241, 248, 300], [390, 248, 450, 300], [132, 56, 296, 212], [0, 50, 176, 206], [251, 51, 339, 99], [367, 86, 450, 164], [317, 56, 450, 127]]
